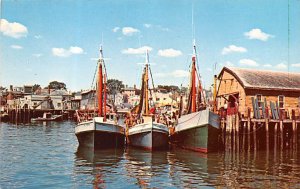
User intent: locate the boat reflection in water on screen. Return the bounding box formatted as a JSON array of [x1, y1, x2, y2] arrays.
[[168, 147, 300, 188], [124, 147, 169, 188], [74, 146, 125, 189], [167, 147, 218, 188]]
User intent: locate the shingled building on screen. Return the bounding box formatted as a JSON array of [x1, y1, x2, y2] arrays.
[[216, 67, 300, 118]]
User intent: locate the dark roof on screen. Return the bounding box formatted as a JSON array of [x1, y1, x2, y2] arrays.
[[219, 67, 300, 91]]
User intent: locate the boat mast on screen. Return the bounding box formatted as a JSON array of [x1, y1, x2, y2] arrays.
[[103, 73, 107, 121], [144, 50, 150, 115], [191, 40, 197, 113], [98, 46, 104, 117]]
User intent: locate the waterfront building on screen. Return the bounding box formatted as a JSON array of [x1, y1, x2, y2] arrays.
[[217, 67, 300, 117]]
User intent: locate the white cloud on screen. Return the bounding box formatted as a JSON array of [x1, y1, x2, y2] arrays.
[[52, 46, 84, 57], [0, 19, 28, 38], [222, 45, 247, 55], [69, 46, 83, 54], [171, 70, 189, 78], [112, 27, 120, 32], [122, 27, 140, 36], [11, 45, 23, 49], [121, 46, 152, 55], [244, 28, 273, 41], [291, 63, 300, 68], [34, 35, 42, 39], [263, 64, 272, 67], [144, 24, 152, 28], [155, 70, 189, 78], [32, 53, 42, 58], [275, 63, 287, 69], [239, 59, 259, 67], [158, 48, 182, 57]]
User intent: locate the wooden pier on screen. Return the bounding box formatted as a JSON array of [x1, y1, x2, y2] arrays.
[[3, 108, 76, 124], [220, 106, 299, 152]]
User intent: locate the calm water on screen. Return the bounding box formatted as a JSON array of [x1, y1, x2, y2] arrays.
[[0, 121, 300, 189]]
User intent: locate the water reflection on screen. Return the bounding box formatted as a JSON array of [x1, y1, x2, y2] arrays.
[[75, 146, 124, 188], [73, 145, 300, 188], [124, 148, 169, 188], [1, 122, 300, 188]]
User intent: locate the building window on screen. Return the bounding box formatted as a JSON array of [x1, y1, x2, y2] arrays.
[[278, 95, 285, 109], [163, 98, 166, 100], [298, 97, 300, 107], [57, 103, 61, 108], [256, 94, 263, 107], [156, 98, 160, 101]]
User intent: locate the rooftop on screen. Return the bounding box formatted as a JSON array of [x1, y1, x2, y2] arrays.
[[219, 67, 300, 91]]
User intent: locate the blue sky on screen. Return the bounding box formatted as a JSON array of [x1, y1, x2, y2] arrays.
[[1, 0, 300, 91]]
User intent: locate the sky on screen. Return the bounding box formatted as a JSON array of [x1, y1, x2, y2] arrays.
[[1, 0, 300, 92]]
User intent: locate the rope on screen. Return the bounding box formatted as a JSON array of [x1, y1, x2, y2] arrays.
[[90, 60, 99, 90], [148, 65, 156, 105]]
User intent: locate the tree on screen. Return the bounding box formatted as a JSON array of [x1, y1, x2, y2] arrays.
[[32, 84, 40, 93], [107, 79, 124, 94], [46, 81, 67, 90], [157, 85, 180, 93]]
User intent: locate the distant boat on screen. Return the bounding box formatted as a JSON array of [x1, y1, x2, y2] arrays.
[[75, 46, 125, 149], [170, 42, 221, 153], [31, 112, 62, 121], [127, 51, 169, 150]]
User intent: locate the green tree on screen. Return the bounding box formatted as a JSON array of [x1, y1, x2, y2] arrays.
[[32, 84, 40, 93], [46, 81, 67, 90], [157, 85, 180, 93], [107, 79, 124, 94]]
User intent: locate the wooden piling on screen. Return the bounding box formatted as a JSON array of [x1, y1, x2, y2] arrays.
[[253, 122, 257, 150], [266, 118, 269, 151], [280, 120, 284, 149]]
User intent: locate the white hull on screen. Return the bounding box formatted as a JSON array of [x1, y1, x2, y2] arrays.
[[175, 109, 219, 133], [128, 121, 169, 136], [128, 119, 169, 150], [75, 117, 125, 135], [75, 117, 125, 149]]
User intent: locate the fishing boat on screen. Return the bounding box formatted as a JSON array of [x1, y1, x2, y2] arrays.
[[75, 47, 125, 149], [170, 42, 221, 153], [31, 112, 62, 121], [127, 51, 169, 150]]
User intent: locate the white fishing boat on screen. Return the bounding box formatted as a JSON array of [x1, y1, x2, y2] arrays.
[[75, 46, 125, 149], [127, 51, 169, 150], [170, 42, 221, 153], [31, 112, 62, 121]]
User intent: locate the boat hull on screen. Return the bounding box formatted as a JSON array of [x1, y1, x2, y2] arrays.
[[128, 122, 169, 150], [171, 109, 221, 153], [75, 117, 125, 149]]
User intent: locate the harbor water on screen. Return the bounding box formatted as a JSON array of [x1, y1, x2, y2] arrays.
[[0, 121, 300, 188]]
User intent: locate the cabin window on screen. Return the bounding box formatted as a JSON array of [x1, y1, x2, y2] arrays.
[[278, 95, 285, 108], [256, 94, 263, 107], [163, 98, 166, 100]]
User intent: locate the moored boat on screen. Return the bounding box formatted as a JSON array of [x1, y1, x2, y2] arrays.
[[170, 42, 221, 153], [75, 46, 125, 149], [127, 51, 169, 150], [31, 112, 62, 121]]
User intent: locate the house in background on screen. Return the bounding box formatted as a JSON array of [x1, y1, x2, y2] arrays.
[[216, 67, 300, 117], [80, 90, 96, 110]]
